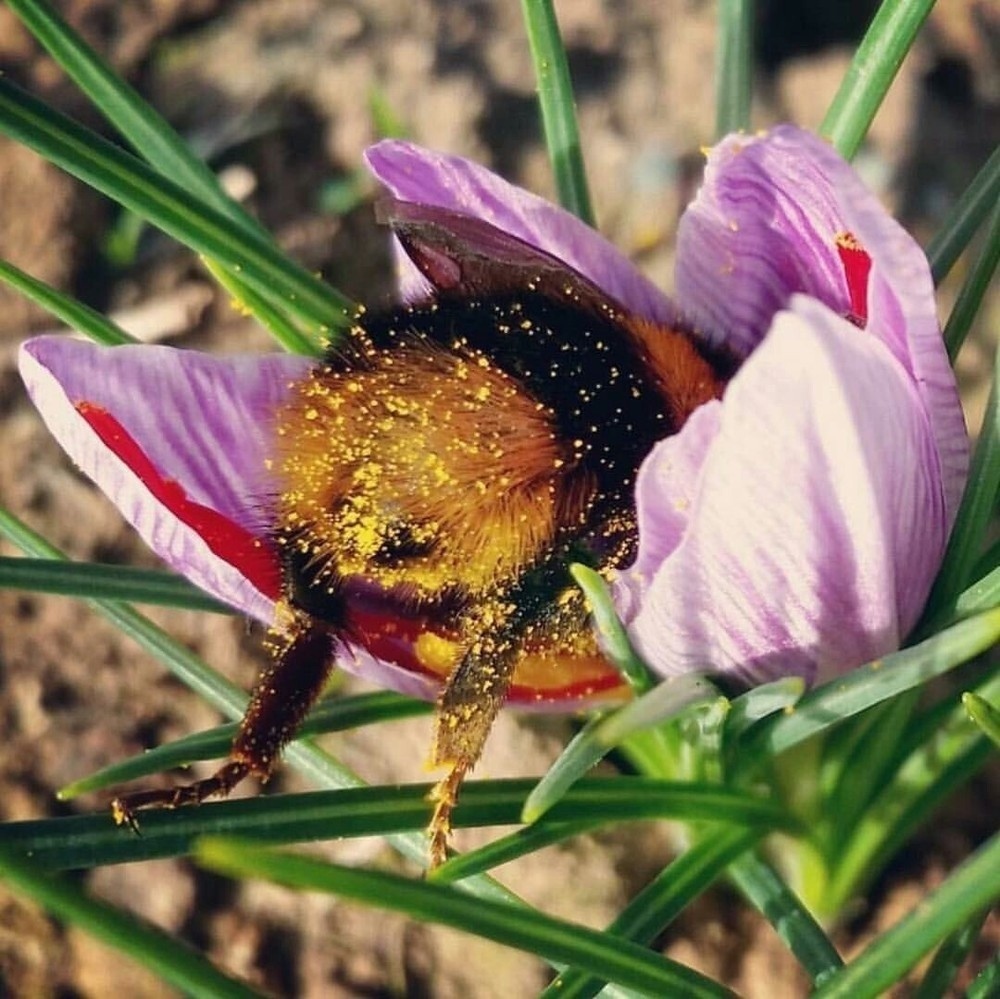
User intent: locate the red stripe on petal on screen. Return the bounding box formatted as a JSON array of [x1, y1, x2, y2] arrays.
[[836, 231, 871, 327], [77, 402, 282, 600]]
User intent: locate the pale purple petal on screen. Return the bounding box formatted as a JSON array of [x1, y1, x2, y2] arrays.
[[364, 139, 678, 326], [675, 127, 859, 354], [613, 401, 721, 623], [337, 642, 440, 702], [843, 173, 969, 526], [618, 297, 948, 686], [19, 336, 312, 621], [676, 124, 968, 524]]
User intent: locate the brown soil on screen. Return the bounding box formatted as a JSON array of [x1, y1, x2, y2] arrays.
[[0, 2, 997, 996]]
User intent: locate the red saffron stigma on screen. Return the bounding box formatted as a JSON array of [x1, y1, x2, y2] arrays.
[[835, 231, 871, 327]]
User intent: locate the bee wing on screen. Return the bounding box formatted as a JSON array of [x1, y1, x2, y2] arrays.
[[378, 197, 627, 319]]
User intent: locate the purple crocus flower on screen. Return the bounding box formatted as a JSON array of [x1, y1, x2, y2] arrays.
[[19, 125, 967, 702]]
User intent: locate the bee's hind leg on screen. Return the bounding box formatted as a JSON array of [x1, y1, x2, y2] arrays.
[[111, 605, 338, 830], [427, 631, 520, 868]]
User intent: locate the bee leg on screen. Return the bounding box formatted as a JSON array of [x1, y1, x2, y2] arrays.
[[111, 605, 336, 830], [427, 637, 519, 868]]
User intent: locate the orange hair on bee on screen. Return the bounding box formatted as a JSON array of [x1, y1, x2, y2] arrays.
[[624, 316, 730, 428]]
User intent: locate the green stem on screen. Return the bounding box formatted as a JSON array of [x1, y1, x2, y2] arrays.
[[0, 258, 134, 345], [0, 847, 259, 998], [813, 832, 1000, 998], [198, 839, 736, 999], [715, 0, 754, 137], [520, 0, 595, 225], [927, 144, 1000, 285], [0, 557, 230, 613], [0, 78, 349, 342], [925, 347, 1000, 617], [729, 851, 843, 985], [943, 202, 1000, 361], [820, 0, 935, 160]]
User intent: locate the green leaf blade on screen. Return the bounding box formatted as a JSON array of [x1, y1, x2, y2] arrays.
[[0, 557, 231, 612], [738, 608, 1000, 767], [715, 0, 754, 137], [0, 258, 134, 345], [0, 78, 348, 345], [820, 0, 936, 160], [0, 846, 259, 999], [813, 832, 1000, 998], [197, 839, 736, 998], [520, 0, 594, 224]]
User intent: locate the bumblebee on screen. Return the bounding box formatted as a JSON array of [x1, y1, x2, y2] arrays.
[[113, 204, 732, 865]]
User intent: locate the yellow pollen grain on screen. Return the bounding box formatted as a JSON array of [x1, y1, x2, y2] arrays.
[[835, 231, 863, 251], [414, 631, 458, 671]]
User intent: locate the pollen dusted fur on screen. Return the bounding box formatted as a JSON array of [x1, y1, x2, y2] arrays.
[[110, 281, 729, 868], [272, 289, 728, 864]]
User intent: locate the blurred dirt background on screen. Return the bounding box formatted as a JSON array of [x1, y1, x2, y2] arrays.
[[0, 1, 997, 996]]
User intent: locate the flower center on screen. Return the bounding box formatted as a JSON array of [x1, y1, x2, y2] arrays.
[[835, 231, 872, 328]]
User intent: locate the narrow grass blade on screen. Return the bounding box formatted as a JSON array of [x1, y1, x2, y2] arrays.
[[0, 846, 259, 999], [0, 778, 796, 871], [918, 560, 1000, 638], [0, 258, 134, 345], [520, 717, 608, 825], [943, 203, 1000, 361], [201, 256, 323, 356], [59, 692, 431, 799], [812, 832, 1000, 998], [822, 668, 999, 916], [824, 691, 920, 851], [737, 607, 1000, 768], [927, 145, 1000, 285], [914, 909, 990, 999], [522, 677, 715, 823], [967, 950, 1000, 999], [597, 679, 720, 747], [520, 0, 594, 225], [715, 0, 753, 137], [963, 692, 1000, 750], [956, 564, 1000, 619], [955, 564, 1000, 619], [925, 347, 1000, 618], [0, 78, 348, 342], [430, 819, 606, 883], [0, 507, 618, 915], [729, 852, 843, 985], [724, 677, 805, 745], [0, 505, 437, 872], [542, 827, 761, 999], [6, 0, 266, 241], [0, 557, 231, 613], [196, 838, 736, 998], [571, 564, 654, 693], [5, 0, 345, 351], [820, 0, 936, 160]]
